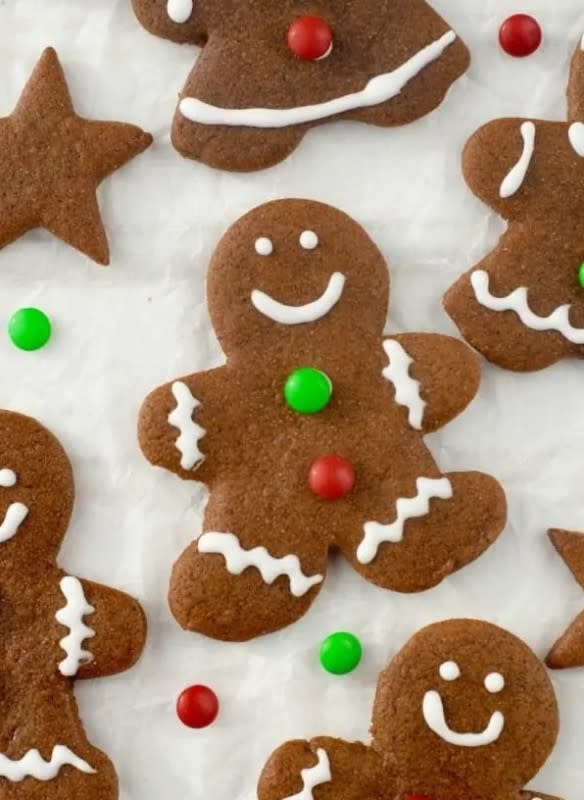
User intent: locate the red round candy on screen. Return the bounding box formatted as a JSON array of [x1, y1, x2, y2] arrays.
[[288, 16, 333, 61], [499, 14, 542, 57], [308, 455, 355, 500], [176, 685, 219, 729]]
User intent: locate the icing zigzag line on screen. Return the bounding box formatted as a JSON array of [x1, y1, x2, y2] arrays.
[[56, 576, 95, 677], [382, 339, 425, 429], [357, 477, 453, 564], [198, 532, 323, 597], [471, 270, 584, 344], [282, 748, 332, 800], [168, 381, 206, 470], [0, 745, 96, 782]]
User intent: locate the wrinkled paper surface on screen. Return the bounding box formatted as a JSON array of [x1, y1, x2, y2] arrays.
[[1, 0, 583, 797]]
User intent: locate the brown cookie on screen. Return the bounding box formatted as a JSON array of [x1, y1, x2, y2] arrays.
[[444, 38, 584, 372], [0, 410, 146, 798], [546, 529, 584, 670], [131, 0, 469, 171], [0, 48, 152, 265], [138, 199, 506, 642], [258, 619, 563, 800]]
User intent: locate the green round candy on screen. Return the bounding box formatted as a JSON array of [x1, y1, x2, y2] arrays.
[[579, 263, 584, 289], [284, 368, 332, 414], [319, 631, 362, 675], [8, 307, 52, 351]]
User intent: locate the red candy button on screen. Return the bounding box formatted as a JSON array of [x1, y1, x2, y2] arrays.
[[308, 455, 355, 500], [176, 685, 219, 729], [288, 16, 333, 61], [499, 14, 542, 57]]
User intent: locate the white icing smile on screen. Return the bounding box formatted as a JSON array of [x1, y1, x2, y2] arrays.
[[471, 270, 584, 344], [179, 30, 457, 128], [251, 272, 346, 325], [423, 689, 504, 747]]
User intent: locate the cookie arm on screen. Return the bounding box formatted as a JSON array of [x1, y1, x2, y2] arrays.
[[139, 368, 223, 483], [73, 580, 147, 680], [131, 0, 207, 45], [258, 737, 388, 800], [384, 334, 480, 433]]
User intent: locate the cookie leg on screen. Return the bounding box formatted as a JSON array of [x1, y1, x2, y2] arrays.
[[340, 471, 506, 593], [171, 110, 306, 172]]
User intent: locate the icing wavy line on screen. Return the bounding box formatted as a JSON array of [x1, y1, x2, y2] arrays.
[[282, 748, 331, 800], [382, 340, 425, 429], [357, 477, 453, 564], [198, 532, 323, 597], [471, 270, 584, 344], [423, 690, 504, 747], [0, 745, 96, 782], [168, 381, 206, 470], [499, 121, 535, 199], [251, 272, 346, 325], [179, 30, 457, 128], [56, 576, 96, 677]]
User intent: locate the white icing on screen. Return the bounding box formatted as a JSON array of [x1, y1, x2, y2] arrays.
[[471, 269, 584, 344], [0, 745, 96, 781], [251, 272, 345, 325], [0, 502, 29, 543], [484, 672, 505, 693], [198, 532, 323, 597], [422, 690, 504, 747], [55, 576, 95, 678], [0, 469, 16, 487], [255, 237, 273, 256], [499, 121, 535, 199], [167, 0, 193, 24], [179, 30, 457, 128], [168, 381, 206, 470], [282, 748, 331, 800], [357, 477, 453, 565], [382, 340, 425, 430], [439, 661, 461, 681], [299, 230, 319, 250], [569, 122, 584, 156]]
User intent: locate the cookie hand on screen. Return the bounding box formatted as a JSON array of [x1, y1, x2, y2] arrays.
[[383, 334, 480, 433]]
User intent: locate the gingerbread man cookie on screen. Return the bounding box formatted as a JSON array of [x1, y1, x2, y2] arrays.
[[131, 0, 469, 171], [139, 199, 506, 642], [546, 529, 584, 670], [258, 619, 563, 800], [0, 411, 146, 799], [444, 38, 584, 372]]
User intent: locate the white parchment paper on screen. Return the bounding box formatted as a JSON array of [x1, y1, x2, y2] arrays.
[[1, 0, 584, 797]]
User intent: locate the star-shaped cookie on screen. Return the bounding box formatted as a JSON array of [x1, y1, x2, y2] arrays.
[[547, 529, 584, 669], [0, 48, 152, 265]]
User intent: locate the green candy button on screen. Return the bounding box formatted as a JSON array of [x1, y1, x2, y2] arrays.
[[579, 263, 584, 289], [284, 367, 332, 414], [319, 631, 362, 675], [8, 307, 52, 351]]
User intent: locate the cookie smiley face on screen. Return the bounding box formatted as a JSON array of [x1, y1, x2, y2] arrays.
[[206, 199, 389, 356], [371, 619, 559, 798]]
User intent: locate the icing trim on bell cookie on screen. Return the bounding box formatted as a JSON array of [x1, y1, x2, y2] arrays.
[[357, 477, 453, 564], [382, 340, 425, 429], [282, 748, 331, 800], [0, 502, 29, 543], [0, 745, 96, 782], [471, 270, 584, 344], [168, 381, 206, 470], [56, 576, 96, 677], [198, 532, 323, 597], [251, 272, 346, 325], [422, 689, 504, 747], [167, 0, 193, 23], [179, 30, 457, 129], [499, 121, 535, 199]]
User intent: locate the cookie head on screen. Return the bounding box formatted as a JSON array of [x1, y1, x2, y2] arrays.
[[206, 199, 389, 356], [371, 619, 558, 796], [0, 411, 74, 567]]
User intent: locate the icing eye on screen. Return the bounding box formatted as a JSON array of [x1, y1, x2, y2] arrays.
[[0, 469, 16, 488], [255, 237, 274, 256], [167, 0, 194, 24], [484, 672, 505, 693], [439, 661, 461, 681], [299, 230, 319, 250]]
